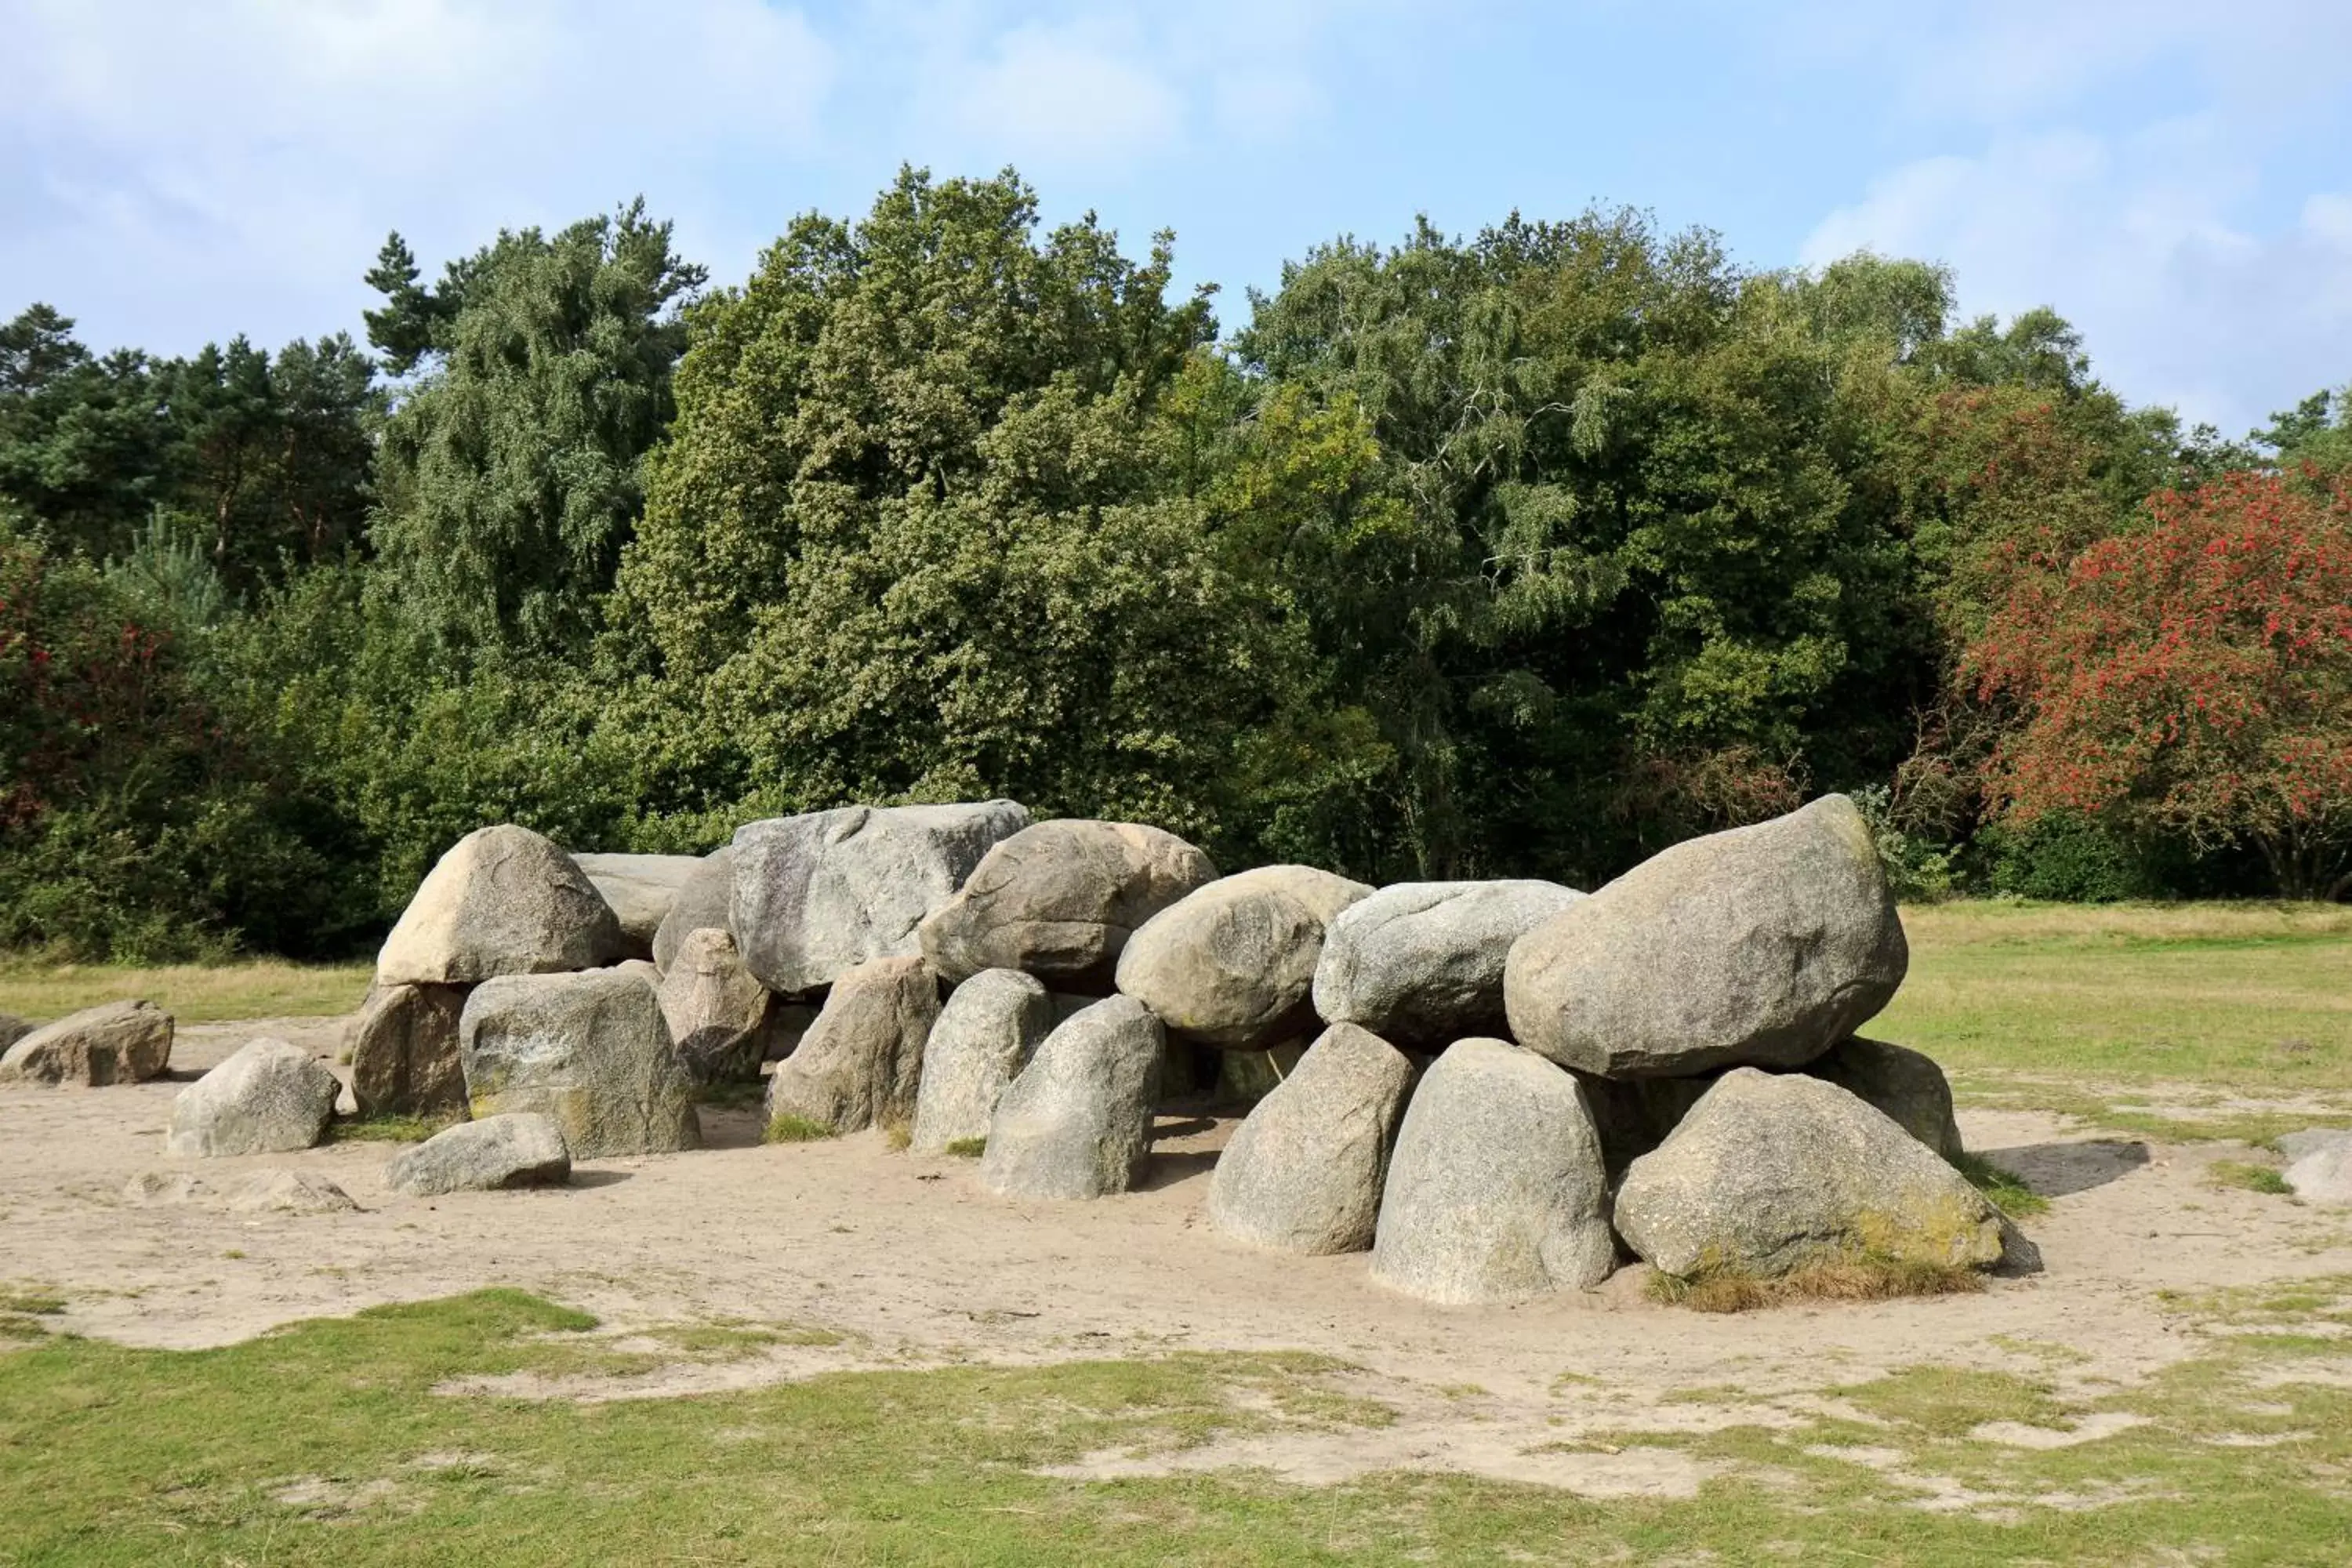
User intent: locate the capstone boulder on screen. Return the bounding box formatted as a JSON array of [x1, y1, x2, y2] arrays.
[[573, 852, 702, 960], [1115, 866, 1373, 1050], [1312, 880, 1583, 1047], [920, 819, 1216, 990], [377, 825, 626, 985]]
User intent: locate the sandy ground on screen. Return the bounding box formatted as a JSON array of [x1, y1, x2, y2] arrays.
[[5, 1017, 2350, 1496]]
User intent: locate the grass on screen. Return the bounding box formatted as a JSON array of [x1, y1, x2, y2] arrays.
[[2209, 1160, 2296, 1195], [1646, 1253, 1987, 1313], [763, 1113, 836, 1144], [326, 1112, 457, 1145], [1951, 1152, 2051, 1218], [944, 1136, 987, 1158], [0, 957, 374, 1025]]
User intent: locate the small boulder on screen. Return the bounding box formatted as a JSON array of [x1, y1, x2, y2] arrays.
[[1613, 1069, 2005, 1279], [1312, 880, 1584, 1047], [123, 1168, 358, 1214], [1505, 795, 1907, 1079], [1207, 1023, 1414, 1254], [165, 1038, 339, 1158], [2285, 1138, 2352, 1206], [920, 819, 1217, 990], [979, 996, 1164, 1200], [1804, 1036, 1963, 1162], [386, 1112, 572, 1196], [1114, 866, 1373, 1050], [733, 801, 1029, 993], [377, 825, 626, 985], [909, 968, 1054, 1155], [573, 852, 702, 960], [347, 982, 469, 1117], [459, 970, 700, 1157], [2277, 1127, 2352, 1164], [0, 999, 174, 1087], [652, 846, 735, 971], [1369, 1038, 1617, 1304], [655, 928, 773, 1083], [764, 956, 938, 1135]]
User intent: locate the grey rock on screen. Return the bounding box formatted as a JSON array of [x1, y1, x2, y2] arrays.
[[346, 982, 468, 1117], [2285, 1138, 2352, 1206], [920, 819, 1217, 990], [1369, 1038, 1617, 1304], [1804, 1036, 1963, 1162], [386, 1112, 571, 1196], [123, 1168, 358, 1214], [0, 999, 174, 1086], [652, 847, 735, 972], [0, 1014, 29, 1052], [1312, 880, 1584, 1047], [1207, 1024, 1414, 1254], [733, 801, 1029, 993], [377, 825, 626, 985], [165, 1038, 339, 1158], [573, 852, 702, 959], [459, 970, 700, 1157], [1505, 795, 1907, 1079], [1574, 1072, 1717, 1180], [764, 956, 938, 1135], [1613, 1069, 2006, 1279], [979, 996, 1164, 1200], [909, 968, 1054, 1154], [1115, 866, 1374, 1050], [2277, 1127, 2352, 1165], [655, 927, 773, 1083]]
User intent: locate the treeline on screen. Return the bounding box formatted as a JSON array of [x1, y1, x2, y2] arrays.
[[4, 171, 2348, 960]]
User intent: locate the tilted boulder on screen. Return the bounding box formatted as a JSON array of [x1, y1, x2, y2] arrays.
[[165, 1037, 339, 1158], [1207, 1023, 1414, 1254], [655, 927, 773, 1083], [1613, 1069, 2005, 1279], [347, 982, 469, 1116], [652, 847, 734, 972], [386, 1112, 571, 1196], [909, 968, 1054, 1155], [733, 801, 1028, 993], [377, 825, 626, 986], [1505, 794, 1907, 1078], [573, 852, 702, 960], [979, 996, 1164, 1200], [1312, 880, 1583, 1047], [459, 970, 700, 1157], [1805, 1036, 1963, 1162], [764, 956, 938, 1135], [0, 999, 174, 1087], [1116, 866, 1374, 1050], [920, 819, 1217, 990], [1370, 1038, 1617, 1304]]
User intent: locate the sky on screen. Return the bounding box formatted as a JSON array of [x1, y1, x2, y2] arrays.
[[2, 0, 2349, 435]]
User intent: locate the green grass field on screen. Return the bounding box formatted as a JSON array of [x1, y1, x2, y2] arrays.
[[0, 958, 374, 1025]]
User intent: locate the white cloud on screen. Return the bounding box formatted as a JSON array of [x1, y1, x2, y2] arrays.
[[924, 16, 1189, 169]]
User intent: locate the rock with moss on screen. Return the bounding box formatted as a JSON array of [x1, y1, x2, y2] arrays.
[[920, 819, 1215, 991], [387, 1112, 571, 1196], [1312, 880, 1584, 1047], [1613, 1068, 2005, 1279], [979, 996, 1163, 1199], [655, 927, 773, 1083], [459, 970, 700, 1157], [1208, 1023, 1414, 1254], [377, 825, 626, 986], [652, 847, 735, 972], [909, 968, 1053, 1155], [1370, 1038, 1617, 1304], [165, 1037, 339, 1157], [0, 1000, 174, 1087], [347, 982, 469, 1116], [1115, 866, 1374, 1050], [572, 852, 702, 960], [764, 956, 938, 1135]]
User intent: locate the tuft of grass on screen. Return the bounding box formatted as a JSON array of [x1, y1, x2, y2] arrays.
[[943, 1136, 986, 1158], [763, 1113, 837, 1145], [2209, 1160, 2295, 1196], [0, 1290, 66, 1316], [1951, 1151, 2052, 1217], [880, 1117, 913, 1153], [0, 959, 374, 1024], [328, 1112, 456, 1145], [1648, 1253, 1987, 1313]]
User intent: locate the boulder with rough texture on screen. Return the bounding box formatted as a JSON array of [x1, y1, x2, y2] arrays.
[[1505, 795, 1907, 1079], [347, 982, 469, 1116], [1312, 880, 1584, 1046], [386, 1112, 571, 1196], [165, 1038, 339, 1157], [573, 852, 702, 959], [459, 970, 700, 1157], [2278, 1127, 2352, 1164], [979, 996, 1164, 1199], [1115, 866, 1374, 1050], [1207, 1023, 1414, 1254], [652, 847, 735, 971], [0, 1014, 29, 1053], [0, 1000, 174, 1087], [1613, 1069, 2005, 1278], [733, 802, 1028, 993], [655, 928, 772, 1083], [1803, 1036, 1963, 1162], [909, 968, 1054, 1154], [920, 819, 1217, 990], [1369, 1038, 1617, 1304], [764, 956, 938, 1134], [2285, 1137, 2352, 1206], [377, 825, 626, 985]]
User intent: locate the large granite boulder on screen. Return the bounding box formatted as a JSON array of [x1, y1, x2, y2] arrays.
[[764, 956, 938, 1135], [1505, 795, 1907, 1079], [732, 801, 1028, 993], [165, 1037, 339, 1157], [1312, 880, 1584, 1047], [347, 982, 469, 1116], [909, 968, 1054, 1155], [386, 1112, 571, 1196], [1369, 1038, 1617, 1304], [1207, 1023, 1414, 1254], [459, 970, 700, 1157], [920, 819, 1217, 990], [0, 1000, 174, 1086], [1115, 866, 1374, 1050], [655, 927, 772, 1083], [572, 852, 702, 960], [652, 847, 734, 972], [978, 996, 1163, 1199], [1613, 1069, 2005, 1279], [2285, 1135, 2352, 1206], [377, 825, 626, 985], [1805, 1036, 1963, 1162]]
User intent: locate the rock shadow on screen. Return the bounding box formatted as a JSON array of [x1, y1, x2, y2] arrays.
[[565, 1170, 635, 1190], [1976, 1139, 2151, 1199], [1135, 1149, 1219, 1192]]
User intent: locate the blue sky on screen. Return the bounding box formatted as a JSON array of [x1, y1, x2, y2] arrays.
[[4, 0, 2348, 434]]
